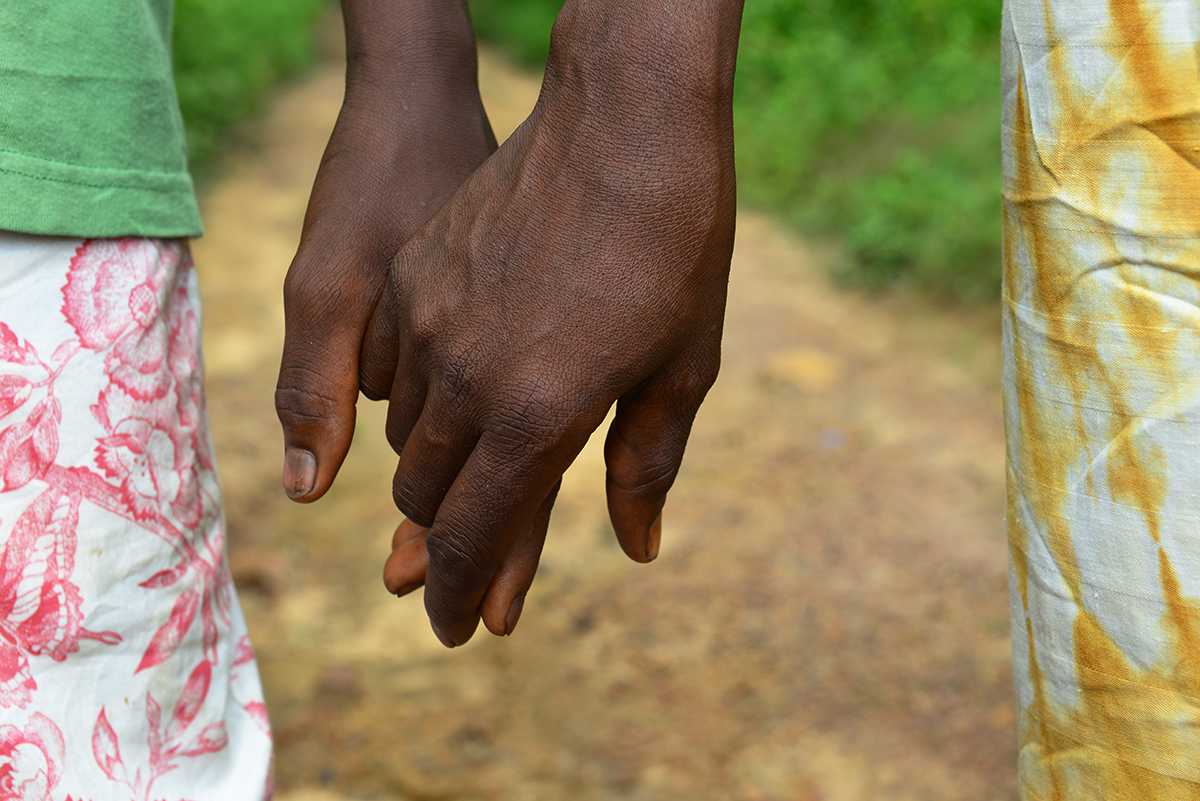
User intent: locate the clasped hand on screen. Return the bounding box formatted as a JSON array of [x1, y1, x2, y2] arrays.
[[275, 8, 736, 647]]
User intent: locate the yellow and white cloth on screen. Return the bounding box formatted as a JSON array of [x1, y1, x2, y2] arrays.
[[1003, 0, 1200, 797]]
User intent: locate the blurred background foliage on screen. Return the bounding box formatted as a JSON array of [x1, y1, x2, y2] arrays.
[[171, 0, 1002, 301], [173, 0, 327, 171]]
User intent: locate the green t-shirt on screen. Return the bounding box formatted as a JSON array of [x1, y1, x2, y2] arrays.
[[0, 0, 202, 238]]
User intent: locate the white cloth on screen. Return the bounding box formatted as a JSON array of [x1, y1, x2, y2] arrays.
[[0, 234, 271, 799], [1003, 1, 1200, 797]]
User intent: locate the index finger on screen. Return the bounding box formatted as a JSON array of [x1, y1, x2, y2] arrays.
[[422, 432, 568, 647]]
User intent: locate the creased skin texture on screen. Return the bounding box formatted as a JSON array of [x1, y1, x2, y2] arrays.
[[1002, 1, 1200, 797]]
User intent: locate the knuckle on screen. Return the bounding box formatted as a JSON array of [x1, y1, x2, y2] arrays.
[[406, 293, 444, 349], [274, 374, 339, 426], [489, 377, 582, 454], [388, 239, 421, 290], [283, 268, 353, 330], [610, 448, 682, 495], [282, 267, 321, 311], [415, 409, 459, 454], [488, 409, 561, 463], [435, 350, 477, 409], [390, 234, 443, 303], [682, 351, 722, 400], [391, 471, 435, 526], [426, 524, 490, 591], [695, 354, 722, 394]]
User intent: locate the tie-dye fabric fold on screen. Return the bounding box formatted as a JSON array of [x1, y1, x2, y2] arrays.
[[1003, 0, 1200, 797]]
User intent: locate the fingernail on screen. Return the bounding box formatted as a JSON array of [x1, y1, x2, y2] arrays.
[[283, 447, 316, 498], [431, 623, 460, 649], [505, 593, 526, 636], [645, 513, 662, 562]]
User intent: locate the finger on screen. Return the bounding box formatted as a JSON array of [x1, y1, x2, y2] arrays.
[[383, 351, 426, 450], [392, 517, 427, 550], [423, 433, 570, 648], [390, 396, 477, 527], [480, 482, 560, 637], [383, 519, 429, 597], [359, 281, 400, 401], [276, 260, 373, 503], [605, 352, 719, 563]]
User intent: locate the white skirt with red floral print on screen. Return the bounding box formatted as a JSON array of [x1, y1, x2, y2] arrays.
[[0, 234, 272, 800]]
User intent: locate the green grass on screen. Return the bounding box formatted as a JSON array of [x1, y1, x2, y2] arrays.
[[470, 0, 1002, 301], [173, 0, 327, 174]]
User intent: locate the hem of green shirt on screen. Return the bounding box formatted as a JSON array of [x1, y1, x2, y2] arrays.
[[0, 149, 203, 239]]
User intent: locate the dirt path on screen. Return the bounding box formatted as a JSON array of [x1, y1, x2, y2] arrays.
[[194, 36, 1014, 801]]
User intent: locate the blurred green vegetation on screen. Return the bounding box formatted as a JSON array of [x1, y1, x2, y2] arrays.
[[471, 0, 1001, 301], [173, 0, 327, 174]]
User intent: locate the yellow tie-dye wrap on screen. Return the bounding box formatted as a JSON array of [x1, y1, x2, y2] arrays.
[[1003, 0, 1200, 797]]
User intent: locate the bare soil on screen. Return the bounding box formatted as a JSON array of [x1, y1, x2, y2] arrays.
[[194, 35, 1015, 801]]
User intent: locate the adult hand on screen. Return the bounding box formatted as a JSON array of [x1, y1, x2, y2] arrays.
[[275, 1, 496, 502], [363, 3, 739, 646]]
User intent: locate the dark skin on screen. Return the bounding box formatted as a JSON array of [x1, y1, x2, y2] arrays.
[[276, 0, 744, 647]]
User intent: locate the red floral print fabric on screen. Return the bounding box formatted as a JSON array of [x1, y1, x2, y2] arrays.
[[0, 235, 272, 800]]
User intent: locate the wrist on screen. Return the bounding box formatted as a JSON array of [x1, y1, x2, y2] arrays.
[[532, 0, 742, 189], [543, 0, 744, 115], [341, 0, 482, 97]]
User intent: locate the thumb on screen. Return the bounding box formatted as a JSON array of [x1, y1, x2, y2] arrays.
[[605, 348, 719, 562], [275, 258, 374, 503]]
